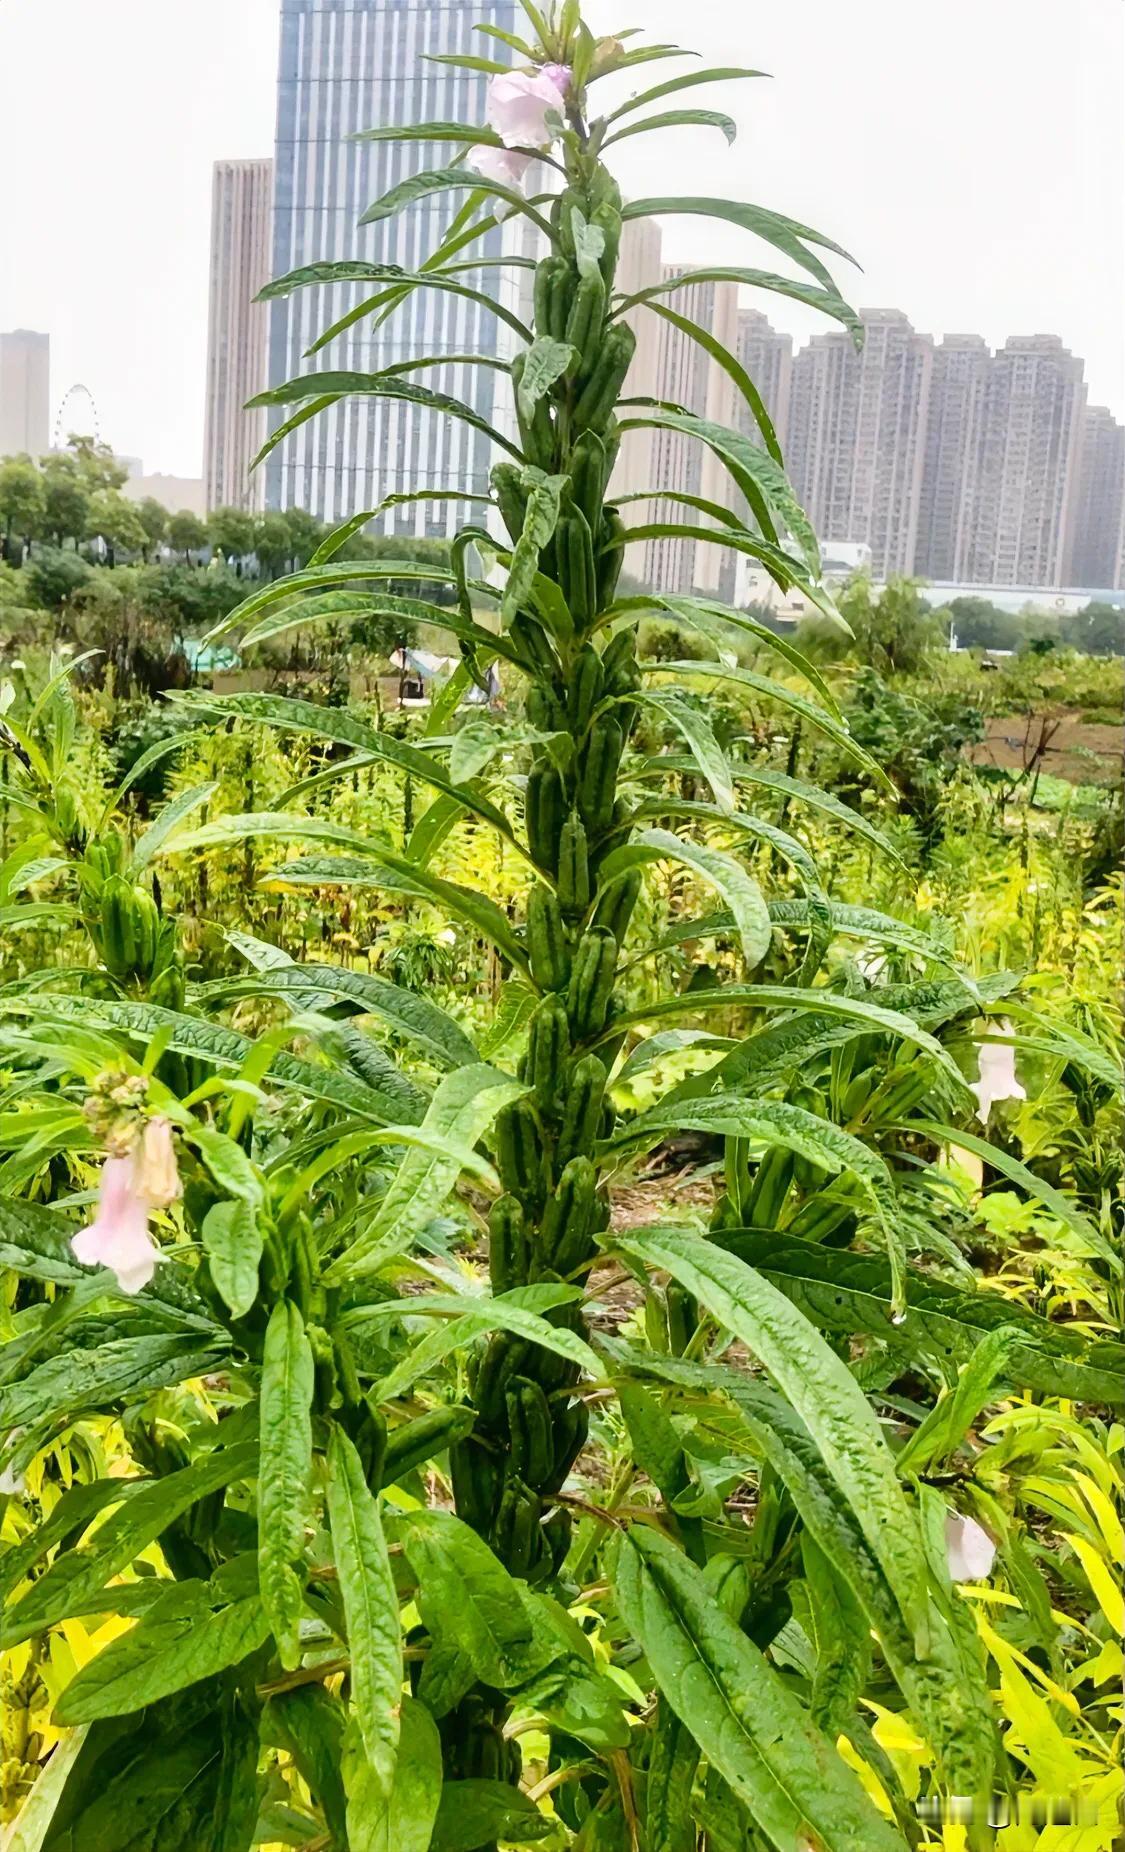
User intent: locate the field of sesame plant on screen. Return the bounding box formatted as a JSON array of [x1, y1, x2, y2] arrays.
[[1, 5, 1122, 1850]]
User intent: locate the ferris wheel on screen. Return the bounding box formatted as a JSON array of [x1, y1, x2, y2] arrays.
[[53, 382, 101, 449]]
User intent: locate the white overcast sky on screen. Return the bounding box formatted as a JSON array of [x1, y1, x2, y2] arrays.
[[1, 0, 1121, 476]]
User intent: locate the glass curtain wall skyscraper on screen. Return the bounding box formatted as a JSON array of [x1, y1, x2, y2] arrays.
[[266, 0, 517, 529]]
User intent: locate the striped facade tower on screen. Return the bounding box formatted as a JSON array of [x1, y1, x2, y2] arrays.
[[266, 0, 517, 528]]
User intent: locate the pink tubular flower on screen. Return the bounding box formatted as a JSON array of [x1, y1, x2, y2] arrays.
[[469, 143, 534, 189], [135, 1117, 182, 1209], [971, 1026, 1026, 1125], [71, 1124, 180, 1295], [541, 63, 572, 98], [945, 1511, 996, 1581], [485, 67, 570, 148]]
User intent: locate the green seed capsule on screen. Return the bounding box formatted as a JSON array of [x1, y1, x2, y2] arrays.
[[567, 927, 618, 1040], [527, 883, 571, 993], [556, 1053, 606, 1169], [557, 812, 591, 919]]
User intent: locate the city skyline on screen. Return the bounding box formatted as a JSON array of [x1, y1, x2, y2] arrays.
[[0, 0, 1119, 479]]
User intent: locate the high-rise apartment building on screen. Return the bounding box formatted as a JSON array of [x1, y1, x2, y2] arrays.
[[786, 309, 932, 578], [966, 335, 1086, 588], [735, 309, 792, 452], [203, 159, 274, 512], [640, 269, 739, 595], [0, 330, 50, 459], [266, 0, 517, 528], [914, 334, 990, 581], [1068, 405, 1125, 590]]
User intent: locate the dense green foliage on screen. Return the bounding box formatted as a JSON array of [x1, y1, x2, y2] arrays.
[[1, 8, 1121, 1851]]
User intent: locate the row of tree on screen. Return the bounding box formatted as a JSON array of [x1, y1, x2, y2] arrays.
[[0, 437, 456, 591]]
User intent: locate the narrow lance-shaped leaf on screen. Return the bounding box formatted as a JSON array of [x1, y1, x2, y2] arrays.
[[326, 1428, 403, 1791], [2, 1442, 259, 1647], [631, 688, 735, 813], [613, 1528, 907, 1852], [325, 1066, 527, 1283], [259, 1300, 314, 1669], [613, 1228, 935, 1646], [599, 829, 770, 974], [54, 1584, 271, 1724]]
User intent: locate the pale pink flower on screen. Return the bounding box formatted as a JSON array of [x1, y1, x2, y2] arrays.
[[135, 1117, 182, 1209], [485, 68, 570, 149], [469, 143, 534, 189], [971, 1029, 1026, 1125], [71, 1149, 167, 1295], [541, 64, 572, 99], [945, 1512, 996, 1581]]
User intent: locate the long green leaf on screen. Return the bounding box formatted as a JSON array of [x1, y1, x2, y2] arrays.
[[365, 1284, 600, 1402], [707, 1227, 1125, 1405], [54, 1586, 269, 1723], [618, 1347, 997, 1793], [348, 1694, 442, 1852], [902, 1120, 1112, 1261], [2, 1442, 258, 1646], [17, 995, 421, 1125], [605, 983, 968, 1090], [605, 107, 737, 147], [604, 66, 767, 123], [326, 1428, 402, 1791], [613, 1229, 934, 1642], [258, 848, 530, 972], [632, 689, 735, 813], [325, 1066, 526, 1283], [0, 1334, 227, 1436], [622, 195, 860, 291], [600, 829, 770, 973], [258, 1300, 314, 1670], [199, 962, 479, 1072], [616, 264, 860, 339], [129, 783, 217, 876], [642, 660, 893, 788], [614, 1528, 906, 1852], [396, 1510, 533, 1689], [356, 167, 552, 239]]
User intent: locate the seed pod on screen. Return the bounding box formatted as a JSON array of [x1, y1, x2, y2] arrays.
[[544, 1397, 590, 1494], [577, 716, 624, 837], [573, 322, 637, 432], [568, 429, 608, 532], [383, 1404, 476, 1485], [525, 761, 567, 876], [491, 1474, 541, 1577], [489, 1194, 527, 1293], [564, 269, 607, 375], [558, 508, 597, 632], [567, 927, 618, 1041], [511, 351, 556, 468], [596, 507, 628, 612], [540, 1156, 598, 1275], [746, 1146, 796, 1228], [473, 1330, 532, 1429], [527, 683, 568, 733], [541, 1506, 573, 1576], [450, 1434, 503, 1536], [527, 883, 571, 994], [590, 868, 642, 946], [567, 642, 606, 738], [534, 254, 571, 338], [506, 1376, 555, 1487], [557, 812, 591, 920], [527, 994, 570, 1114], [494, 1097, 547, 1213], [591, 201, 623, 286], [556, 1053, 606, 1169], [509, 611, 562, 684]]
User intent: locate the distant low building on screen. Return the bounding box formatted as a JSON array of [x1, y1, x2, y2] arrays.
[[920, 581, 1125, 617], [122, 473, 206, 517]]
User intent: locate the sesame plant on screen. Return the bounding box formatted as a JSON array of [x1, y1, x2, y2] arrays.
[[2, 6, 1124, 1851]]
